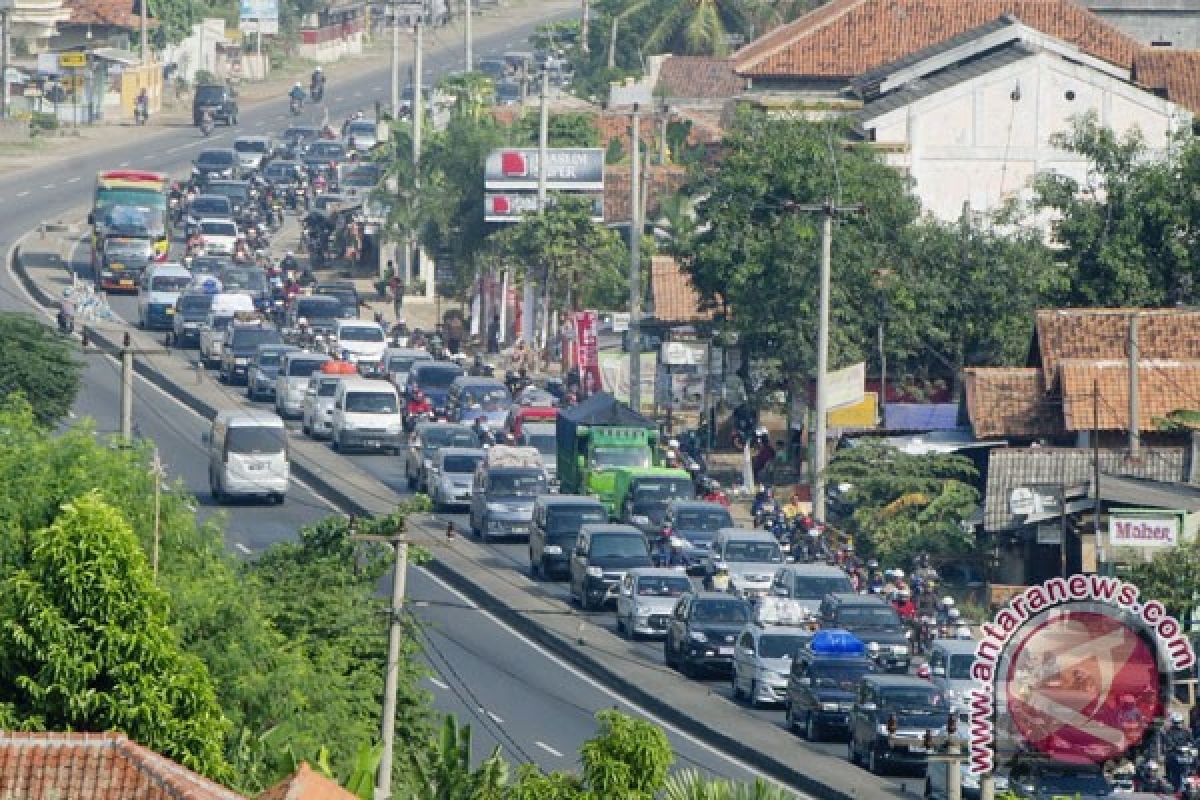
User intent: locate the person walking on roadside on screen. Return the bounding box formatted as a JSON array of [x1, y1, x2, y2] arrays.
[[388, 262, 404, 321]]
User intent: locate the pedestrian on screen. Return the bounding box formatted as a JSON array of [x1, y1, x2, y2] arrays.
[[487, 313, 500, 354], [388, 262, 404, 321]]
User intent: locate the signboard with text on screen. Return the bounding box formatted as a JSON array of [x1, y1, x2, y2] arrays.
[[1108, 510, 1182, 549], [240, 0, 279, 33], [484, 148, 605, 191], [484, 191, 603, 223]]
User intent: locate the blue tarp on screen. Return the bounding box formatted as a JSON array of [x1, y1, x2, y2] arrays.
[[883, 403, 960, 431]]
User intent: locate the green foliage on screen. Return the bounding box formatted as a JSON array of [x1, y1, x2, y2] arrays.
[[0, 491, 229, 779], [439, 72, 498, 121], [510, 111, 601, 148], [825, 441, 980, 566], [1125, 542, 1200, 621], [0, 312, 81, 425], [617, 0, 748, 57], [606, 136, 626, 164], [663, 770, 801, 799], [406, 715, 509, 800], [1032, 112, 1200, 307], [495, 194, 629, 310], [579, 709, 673, 799]]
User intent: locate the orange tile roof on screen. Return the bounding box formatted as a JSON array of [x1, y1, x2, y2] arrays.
[[1033, 308, 1200, 382], [733, 0, 1140, 79], [650, 255, 716, 323], [1059, 359, 1200, 431], [0, 732, 245, 800], [257, 762, 358, 800], [1134, 48, 1200, 114], [962, 367, 1061, 438], [65, 0, 154, 28], [604, 164, 687, 224], [655, 56, 745, 99]]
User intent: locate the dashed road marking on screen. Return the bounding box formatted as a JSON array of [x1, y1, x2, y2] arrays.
[[16, 190, 28, 197], [486, 710, 504, 724], [428, 676, 449, 690], [119, 161, 129, 167], [535, 741, 563, 757], [234, 542, 253, 555], [67, 176, 81, 183], [42, 184, 55, 190]]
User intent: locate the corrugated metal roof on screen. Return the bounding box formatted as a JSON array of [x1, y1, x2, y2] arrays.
[[883, 403, 961, 431]]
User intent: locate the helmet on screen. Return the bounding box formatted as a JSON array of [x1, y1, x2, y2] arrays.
[[286, 250, 294, 257], [1172, 712, 1185, 724], [295, 81, 302, 88], [866, 642, 881, 655], [948, 608, 962, 621], [315, 66, 323, 72], [955, 625, 972, 639], [891, 569, 905, 579], [668, 439, 680, 449], [297, 317, 309, 327], [942, 596, 956, 608], [896, 588, 911, 599], [916, 664, 931, 679]]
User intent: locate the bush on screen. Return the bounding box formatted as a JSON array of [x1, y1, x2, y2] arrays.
[[193, 69, 218, 86], [29, 112, 58, 133]]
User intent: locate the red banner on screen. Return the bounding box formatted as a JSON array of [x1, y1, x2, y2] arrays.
[[575, 311, 601, 398]]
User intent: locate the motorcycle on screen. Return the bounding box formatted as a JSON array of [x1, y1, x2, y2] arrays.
[[1169, 745, 1198, 792], [289, 96, 303, 115], [134, 104, 148, 126], [200, 115, 214, 136], [310, 83, 324, 103], [56, 307, 74, 334]]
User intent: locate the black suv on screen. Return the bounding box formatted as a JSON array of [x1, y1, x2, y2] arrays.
[[568, 524, 651, 611], [219, 323, 283, 385], [663, 591, 751, 678], [785, 632, 874, 741], [848, 675, 948, 775], [529, 495, 607, 580], [819, 593, 911, 673], [193, 83, 239, 126]]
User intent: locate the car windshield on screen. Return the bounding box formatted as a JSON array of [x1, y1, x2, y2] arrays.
[[793, 575, 855, 599], [525, 433, 556, 455], [947, 654, 974, 680], [195, 86, 226, 102], [423, 427, 479, 448], [151, 275, 190, 292], [222, 269, 266, 291], [589, 534, 647, 559], [633, 478, 694, 506], [201, 221, 237, 237], [310, 143, 345, 159], [232, 329, 281, 348], [208, 315, 233, 331], [341, 166, 381, 186], [880, 688, 943, 710], [636, 575, 691, 596], [197, 151, 234, 167], [287, 359, 327, 377], [284, 127, 318, 142], [206, 184, 249, 201], [592, 446, 651, 469], [811, 662, 872, 689], [296, 298, 340, 319], [190, 197, 230, 215], [722, 540, 783, 563], [256, 350, 285, 367], [235, 139, 268, 153], [415, 366, 461, 388], [462, 386, 511, 409], [443, 454, 483, 474], [1036, 772, 1110, 795], [106, 240, 153, 259], [226, 426, 285, 455], [191, 257, 230, 272], [838, 606, 902, 628], [674, 509, 733, 530], [759, 634, 807, 660], [547, 507, 607, 534], [179, 295, 213, 313], [340, 326, 384, 342], [265, 163, 299, 180], [347, 121, 376, 136], [692, 599, 750, 624], [387, 356, 426, 372], [314, 379, 340, 396], [345, 391, 398, 413], [489, 471, 545, 496]]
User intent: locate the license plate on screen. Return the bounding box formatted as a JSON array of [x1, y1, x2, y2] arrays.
[[718, 646, 733, 656], [907, 745, 927, 754], [165, 307, 175, 314], [247, 463, 265, 471], [120, 280, 133, 286], [365, 440, 380, 448]]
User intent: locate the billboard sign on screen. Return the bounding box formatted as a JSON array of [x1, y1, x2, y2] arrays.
[[825, 361, 865, 409], [1108, 510, 1182, 549], [240, 0, 278, 33], [484, 148, 605, 191], [484, 191, 603, 223]]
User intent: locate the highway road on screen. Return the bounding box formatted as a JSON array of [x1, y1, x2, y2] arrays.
[[0, 12, 800, 791]]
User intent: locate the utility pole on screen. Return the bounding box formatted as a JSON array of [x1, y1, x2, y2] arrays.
[[351, 528, 409, 800], [628, 103, 642, 413], [537, 68, 548, 211], [1093, 378, 1104, 571], [780, 201, 863, 523], [411, 11, 423, 286], [140, 0, 147, 64], [390, 0, 401, 116], [121, 332, 134, 442], [464, 0, 472, 72], [151, 448, 164, 582], [580, 0, 589, 53], [0, 9, 9, 119], [1128, 312, 1140, 458]]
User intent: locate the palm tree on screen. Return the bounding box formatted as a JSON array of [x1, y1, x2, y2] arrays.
[[406, 715, 509, 800], [662, 769, 802, 800], [617, 0, 749, 57]]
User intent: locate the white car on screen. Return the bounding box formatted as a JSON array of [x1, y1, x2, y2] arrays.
[[302, 374, 342, 438], [198, 312, 234, 366], [233, 135, 272, 171], [428, 447, 486, 511], [332, 320, 387, 370], [195, 218, 239, 257], [342, 120, 378, 152]]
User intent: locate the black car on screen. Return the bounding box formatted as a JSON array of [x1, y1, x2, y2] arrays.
[[785, 630, 874, 741], [1006, 761, 1114, 799], [819, 593, 911, 673], [848, 675, 948, 776], [663, 501, 734, 570], [170, 292, 214, 347], [529, 495, 608, 580], [621, 473, 696, 536], [218, 265, 269, 310], [192, 149, 240, 185], [313, 281, 359, 319], [193, 83, 238, 126], [288, 295, 342, 336], [663, 591, 752, 677], [262, 160, 306, 197], [302, 141, 348, 174], [218, 323, 283, 385], [204, 180, 253, 220], [246, 344, 298, 401], [568, 524, 652, 611]]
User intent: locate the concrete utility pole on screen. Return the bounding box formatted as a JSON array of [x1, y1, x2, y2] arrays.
[[1128, 312, 1140, 458], [151, 448, 164, 582], [121, 333, 134, 441], [536, 67, 548, 211], [410, 11, 423, 283], [0, 8, 9, 119], [351, 529, 409, 800], [580, 0, 589, 53], [390, 0, 401, 116], [628, 103, 642, 412], [464, 0, 473, 71], [140, 0, 147, 64], [781, 201, 863, 523]]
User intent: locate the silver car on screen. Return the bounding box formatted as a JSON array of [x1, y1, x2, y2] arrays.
[[704, 528, 785, 597], [518, 422, 557, 486], [428, 447, 486, 511], [233, 135, 272, 171], [274, 351, 330, 418], [302, 374, 343, 438], [404, 422, 481, 492], [731, 622, 811, 708], [615, 568, 691, 639]]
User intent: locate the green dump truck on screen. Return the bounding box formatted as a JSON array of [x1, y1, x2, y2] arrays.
[[556, 393, 664, 517], [612, 466, 695, 534]]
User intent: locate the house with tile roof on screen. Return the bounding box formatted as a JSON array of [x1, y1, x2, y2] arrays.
[[1082, 0, 1200, 49]]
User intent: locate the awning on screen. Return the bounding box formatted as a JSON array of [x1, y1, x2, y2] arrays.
[[1093, 473, 1200, 512], [91, 48, 141, 66]]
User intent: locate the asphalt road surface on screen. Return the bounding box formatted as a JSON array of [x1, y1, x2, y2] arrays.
[[0, 16, 802, 791]]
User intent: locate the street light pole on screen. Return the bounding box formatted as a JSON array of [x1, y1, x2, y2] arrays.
[[536, 67, 548, 211], [140, 0, 148, 64], [351, 529, 409, 800], [410, 12, 423, 285], [628, 103, 642, 413], [464, 0, 472, 71], [390, 0, 401, 117]]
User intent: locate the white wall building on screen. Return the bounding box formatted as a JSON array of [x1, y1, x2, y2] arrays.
[[854, 18, 1192, 222]]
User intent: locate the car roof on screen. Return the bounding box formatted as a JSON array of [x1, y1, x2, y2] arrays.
[[438, 447, 486, 459], [255, 343, 297, 353], [688, 591, 745, 602], [384, 347, 430, 358], [415, 421, 471, 433], [234, 135, 270, 143], [864, 674, 937, 689], [786, 564, 848, 577], [193, 193, 230, 203], [338, 377, 395, 392], [523, 423, 555, 435], [580, 523, 643, 536], [147, 263, 192, 277], [284, 350, 329, 361], [931, 638, 978, 654], [715, 527, 777, 542], [827, 592, 885, 605], [453, 376, 505, 387], [214, 409, 284, 427], [669, 500, 730, 512], [536, 494, 604, 508], [198, 217, 236, 226], [336, 319, 380, 328], [628, 567, 690, 578]]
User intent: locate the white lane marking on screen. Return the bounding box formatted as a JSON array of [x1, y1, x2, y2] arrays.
[[119, 161, 129, 167], [67, 177, 81, 183], [535, 741, 563, 758], [487, 710, 504, 724], [371, 86, 382, 91], [334, 96, 344, 101], [16, 190, 28, 197], [166, 145, 181, 153], [42, 184, 56, 190], [428, 676, 450, 690], [235, 542, 253, 555]]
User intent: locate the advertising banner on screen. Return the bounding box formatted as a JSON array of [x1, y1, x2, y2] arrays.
[[598, 352, 655, 413], [574, 311, 602, 398], [484, 148, 605, 191], [484, 191, 603, 223], [825, 361, 865, 409], [1108, 510, 1182, 549]]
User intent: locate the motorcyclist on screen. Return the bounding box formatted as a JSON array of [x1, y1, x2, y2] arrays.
[[892, 588, 917, 621], [200, 107, 214, 134], [289, 82, 305, 108], [472, 417, 495, 447], [310, 67, 325, 96], [1165, 712, 1195, 790], [469, 354, 490, 377], [134, 87, 149, 123], [710, 565, 731, 592]]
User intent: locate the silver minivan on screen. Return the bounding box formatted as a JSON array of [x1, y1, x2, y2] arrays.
[[274, 351, 330, 417], [204, 409, 288, 504]]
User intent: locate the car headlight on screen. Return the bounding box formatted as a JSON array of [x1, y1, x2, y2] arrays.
[[877, 724, 890, 736], [542, 544, 562, 555], [423, 458, 432, 469], [234, 357, 248, 365], [487, 502, 512, 513], [586, 566, 603, 578], [820, 702, 842, 712], [631, 514, 650, 525], [688, 631, 708, 643], [892, 645, 909, 656]]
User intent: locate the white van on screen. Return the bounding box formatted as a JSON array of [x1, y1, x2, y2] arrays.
[[137, 263, 193, 331], [204, 409, 288, 504], [332, 319, 387, 370], [330, 377, 404, 454], [210, 292, 255, 315]]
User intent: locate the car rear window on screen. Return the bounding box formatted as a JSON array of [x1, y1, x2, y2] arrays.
[[443, 454, 483, 473], [414, 365, 462, 388], [287, 358, 327, 377]]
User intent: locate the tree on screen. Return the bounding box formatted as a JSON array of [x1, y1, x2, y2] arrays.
[[1032, 112, 1200, 307], [509, 111, 600, 148], [0, 312, 81, 426], [1126, 543, 1200, 623], [663, 770, 801, 799], [579, 709, 673, 799], [407, 715, 509, 800], [825, 441, 980, 567], [0, 491, 229, 779], [617, 0, 750, 56]]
